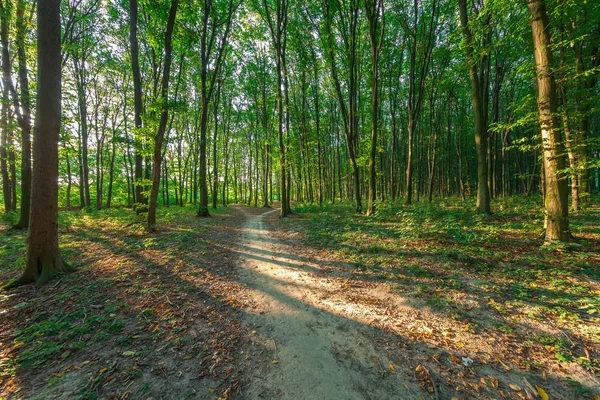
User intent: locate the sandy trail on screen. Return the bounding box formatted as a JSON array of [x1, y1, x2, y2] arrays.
[[235, 208, 423, 400]]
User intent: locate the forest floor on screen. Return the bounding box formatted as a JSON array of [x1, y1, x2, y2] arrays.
[[0, 198, 599, 399]]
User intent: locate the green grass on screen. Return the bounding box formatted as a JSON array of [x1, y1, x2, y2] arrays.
[[285, 196, 600, 375]]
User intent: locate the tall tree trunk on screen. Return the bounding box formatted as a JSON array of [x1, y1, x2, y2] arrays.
[[197, 0, 235, 217], [323, 0, 361, 212], [212, 79, 222, 209], [528, 0, 569, 242], [459, 0, 491, 214], [129, 0, 145, 207], [1, 84, 11, 212], [263, 0, 289, 216], [365, 0, 384, 216], [147, 0, 177, 231], [74, 58, 91, 208], [558, 86, 579, 211], [9, 0, 73, 288], [106, 138, 116, 208], [1, 0, 32, 225], [66, 152, 72, 208]]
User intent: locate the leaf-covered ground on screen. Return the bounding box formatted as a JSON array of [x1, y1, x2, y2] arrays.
[[0, 206, 253, 399], [0, 197, 599, 399], [273, 197, 600, 399]]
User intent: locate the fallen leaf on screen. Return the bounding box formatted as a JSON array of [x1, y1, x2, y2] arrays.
[[389, 362, 395, 372], [488, 375, 499, 389], [509, 384, 522, 391], [497, 358, 511, 371], [122, 351, 136, 357], [271, 360, 278, 364], [535, 386, 549, 400], [99, 368, 108, 374]]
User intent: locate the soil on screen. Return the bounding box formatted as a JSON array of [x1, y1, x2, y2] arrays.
[[233, 207, 424, 399], [230, 207, 600, 400], [1, 206, 599, 399]]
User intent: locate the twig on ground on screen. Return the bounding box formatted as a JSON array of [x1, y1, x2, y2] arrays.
[[557, 327, 575, 348], [51, 278, 64, 288], [426, 367, 440, 400]]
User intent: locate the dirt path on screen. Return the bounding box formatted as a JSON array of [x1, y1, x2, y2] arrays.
[[234, 208, 424, 400]]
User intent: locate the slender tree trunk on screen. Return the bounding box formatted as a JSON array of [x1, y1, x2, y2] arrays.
[[1, 0, 32, 225], [365, 0, 384, 216], [459, 0, 491, 214], [129, 0, 145, 207], [197, 0, 235, 217], [106, 138, 116, 208], [1, 84, 11, 212], [66, 152, 72, 208], [147, 0, 177, 230], [74, 59, 91, 208], [558, 87, 579, 211], [212, 79, 222, 209]]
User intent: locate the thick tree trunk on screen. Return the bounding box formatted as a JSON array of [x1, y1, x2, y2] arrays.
[[529, 0, 570, 242], [8, 0, 73, 288]]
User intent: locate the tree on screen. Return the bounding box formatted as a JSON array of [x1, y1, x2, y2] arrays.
[[8, 0, 73, 287], [196, 0, 237, 217], [364, 0, 384, 216], [458, 0, 491, 214], [147, 0, 178, 230], [129, 0, 145, 208], [528, 0, 570, 242], [1, 0, 33, 226], [262, 0, 291, 217], [322, 0, 362, 213]]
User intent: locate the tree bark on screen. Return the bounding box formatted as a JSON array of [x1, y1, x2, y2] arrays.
[[129, 0, 145, 207], [528, 0, 570, 242], [365, 0, 384, 216], [197, 0, 235, 217], [147, 0, 177, 231], [1, 82, 11, 212], [459, 0, 491, 214], [1, 0, 32, 224], [8, 0, 73, 288]]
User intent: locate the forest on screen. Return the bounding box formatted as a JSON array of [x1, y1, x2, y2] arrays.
[[0, 0, 599, 398]]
